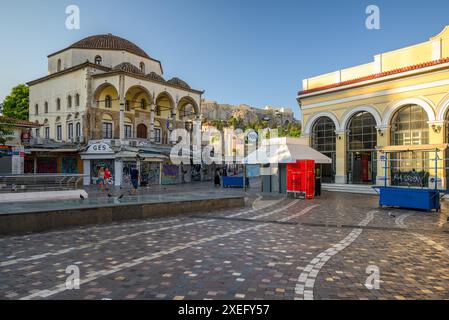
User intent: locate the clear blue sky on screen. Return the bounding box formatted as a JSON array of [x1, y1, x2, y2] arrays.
[[1, 0, 449, 119]]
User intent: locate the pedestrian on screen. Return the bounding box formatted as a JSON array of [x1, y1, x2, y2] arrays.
[[104, 168, 111, 191], [98, 167, 105, 191], [214, 169, 221, 187], [130, 165, 139, 194]]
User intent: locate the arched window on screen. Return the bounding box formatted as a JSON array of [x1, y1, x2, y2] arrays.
[[56, 98, 61, 111], [140, 62, 145, 73], [57, 59, 62, 72], [105, 95, 112, 108], [391, 105, 430, 187], [75, 94, 80, 107], [391, 105, 429, 146], [95, 55, 102, 65], [312, 117, 336, 183], [67, 95, 72, 108], [137, 124, 148, 139], [140, 99, 147, 110], [347, 111, 377, 185], [44, 102, 49, 114], [76, 122, 81, 138]]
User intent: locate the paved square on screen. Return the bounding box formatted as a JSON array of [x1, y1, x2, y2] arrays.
[[1, 189, 449, 300]]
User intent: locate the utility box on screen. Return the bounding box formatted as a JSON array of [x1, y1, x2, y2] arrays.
[[287, 160, 315, 199]]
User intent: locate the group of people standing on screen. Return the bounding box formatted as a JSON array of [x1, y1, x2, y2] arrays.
[[97, 166, 140, 194]]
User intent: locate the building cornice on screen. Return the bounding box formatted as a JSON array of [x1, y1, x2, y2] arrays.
[[27, 62, 111, 86], [92, 70, 205, 95], [298, 57, 449, 100]]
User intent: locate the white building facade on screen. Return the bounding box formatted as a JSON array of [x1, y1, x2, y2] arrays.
[[28, 34, 204, 186]]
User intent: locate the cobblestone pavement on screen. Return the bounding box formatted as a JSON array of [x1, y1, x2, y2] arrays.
[[1, 189, 449, 300]]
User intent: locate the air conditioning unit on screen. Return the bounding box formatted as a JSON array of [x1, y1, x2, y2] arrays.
[[110, 139, 121, 147]]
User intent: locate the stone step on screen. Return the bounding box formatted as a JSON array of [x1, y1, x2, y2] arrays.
[[322, 183, 377, 195]]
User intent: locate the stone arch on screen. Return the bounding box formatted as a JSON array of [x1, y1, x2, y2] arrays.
[[93, 83, 119, 109], [155, 91, 175, 118], [177, 96, 200, 117], [341, 105, 382, 130], [125, 85, 152, 111], [383, 97, 436, 126], [304, 111, 340, 135], [436, 93, 449, 121]]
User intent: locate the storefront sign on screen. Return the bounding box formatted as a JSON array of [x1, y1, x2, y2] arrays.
[[87, 142, 113, 154]]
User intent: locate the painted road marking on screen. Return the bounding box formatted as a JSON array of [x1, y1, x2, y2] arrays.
[[19, 203, 319, 300], [395, 213, 449, 257], [294, 211, 376, 300], [0, 199, 296, 268]]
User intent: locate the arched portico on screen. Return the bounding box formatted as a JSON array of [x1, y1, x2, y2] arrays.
[[125, 85, 152, 111], [382, 98, 436, 127], [341, 105, 382, 130], [304, 111, 340, 135], [93, 83, 119, 110]]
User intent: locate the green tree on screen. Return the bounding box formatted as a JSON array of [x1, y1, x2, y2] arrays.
[[0, 118, 14, 145], [2, 84, 29, 120]]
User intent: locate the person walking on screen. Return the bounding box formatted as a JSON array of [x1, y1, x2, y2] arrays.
[[214, 169, 221, 187], [98, 167, 105, 191], [130, 165, 139, 195], [104, 168, 111, 191]]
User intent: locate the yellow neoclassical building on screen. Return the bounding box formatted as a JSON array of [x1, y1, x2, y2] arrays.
[[297, 26, 449, 188]]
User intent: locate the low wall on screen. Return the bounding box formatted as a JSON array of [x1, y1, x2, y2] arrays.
[[0, 190, 88, 203], [0, 196, 244, 236]]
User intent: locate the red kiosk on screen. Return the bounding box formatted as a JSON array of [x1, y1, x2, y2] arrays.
[[287, 160, 315, 199], [245, 138, 331, 198]]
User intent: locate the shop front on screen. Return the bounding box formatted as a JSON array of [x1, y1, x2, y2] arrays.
[[80, 142, 117, 186]]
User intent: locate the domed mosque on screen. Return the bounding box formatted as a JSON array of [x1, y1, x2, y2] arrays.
[[27, 33, 204, 186]]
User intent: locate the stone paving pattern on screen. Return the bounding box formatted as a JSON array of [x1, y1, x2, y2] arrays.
[[1, 183, 449, 300]]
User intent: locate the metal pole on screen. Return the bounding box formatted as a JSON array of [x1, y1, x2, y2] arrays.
[[435, 149, 438, 190], [384, 152, 388, 187]]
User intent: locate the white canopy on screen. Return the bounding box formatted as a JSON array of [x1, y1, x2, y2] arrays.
[[244, 137, 332, 165]]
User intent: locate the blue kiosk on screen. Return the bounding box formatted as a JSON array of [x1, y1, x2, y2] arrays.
[[373, 144, 448, 212]]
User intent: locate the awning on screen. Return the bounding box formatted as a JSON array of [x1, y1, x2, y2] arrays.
[[244, 137, 332, 164], [378, 144, 449, 153]]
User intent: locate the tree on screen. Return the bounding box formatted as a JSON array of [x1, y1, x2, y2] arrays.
[[0, 118, 14, 145], [2, 84, 29, 120]]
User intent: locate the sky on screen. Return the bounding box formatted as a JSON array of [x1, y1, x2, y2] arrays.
[[1, 0, 449, 119]]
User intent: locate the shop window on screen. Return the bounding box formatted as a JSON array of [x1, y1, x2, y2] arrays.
[[347, 111, 377, 185], [312, 117, 336, 183], [390, 105, 430, 187]]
